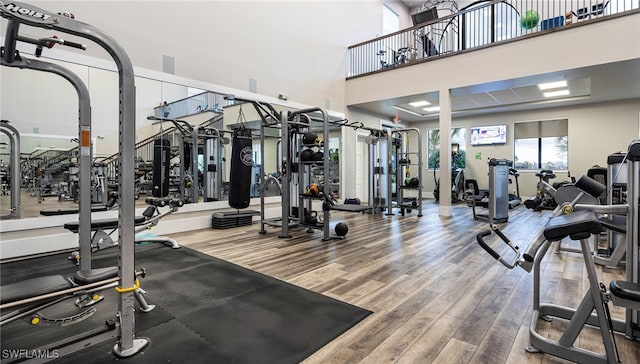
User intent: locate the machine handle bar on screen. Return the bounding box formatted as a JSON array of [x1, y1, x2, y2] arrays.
[[16, 35, 86, 50], [476, 225, 521, 269]]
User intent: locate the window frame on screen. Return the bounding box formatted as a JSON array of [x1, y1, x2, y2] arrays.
[[513, 119, 568, 172]]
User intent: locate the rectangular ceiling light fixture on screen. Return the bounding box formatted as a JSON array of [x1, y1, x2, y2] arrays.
[[393, 105, 423, 116], [423, 106, 440, 113], [543, 89, 570, 98], [409, 100, 430, 107], [538, 80, 568, 90]]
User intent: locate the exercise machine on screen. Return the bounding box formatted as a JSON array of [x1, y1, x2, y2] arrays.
[[367, 128, 392, 214], [65, 196, 182, 265], [393, 128, 423, 216], [594, 152, 627, 268], [1, 1, 149, 358], [466, 158, 511, 223], [524, 169, 575, 210], [0, 120, 21, 219], [147, 116, 228, 203], [476, 140, 640, 363], [508, 167, 521, 208]]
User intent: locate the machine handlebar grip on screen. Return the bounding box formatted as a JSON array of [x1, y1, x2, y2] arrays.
[[59, 39, 87, 50], [476, 230, 500, 260]]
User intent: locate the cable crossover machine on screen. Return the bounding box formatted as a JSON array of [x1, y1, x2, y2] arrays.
[[1, 1, 152, 359]]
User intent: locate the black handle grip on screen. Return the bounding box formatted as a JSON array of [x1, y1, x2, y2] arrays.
[[60, 39, 86, 50], [476, 230, 500, 260]]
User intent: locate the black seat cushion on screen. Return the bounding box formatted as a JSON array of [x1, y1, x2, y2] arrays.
[[0, 275, 73, 304], [610, 280, 640, 302], [544, 210, 602, 241], [64, 216, 147, 233]]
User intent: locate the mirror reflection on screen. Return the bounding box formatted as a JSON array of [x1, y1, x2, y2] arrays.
[[0, 63, 342, 219]]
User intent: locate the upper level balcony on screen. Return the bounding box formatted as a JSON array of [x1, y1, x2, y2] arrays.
[[348, 0, 639, 80]]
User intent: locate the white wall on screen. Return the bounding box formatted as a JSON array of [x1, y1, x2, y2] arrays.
[[20, 0, 382, 112]]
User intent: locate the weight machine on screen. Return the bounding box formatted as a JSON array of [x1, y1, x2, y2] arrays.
[[466, 158, 511, 224], [148, 116, 228, 203], [0, 120, 21, 219], [226, 97, 345, 241], [476, 140, 640, 363], [1, 1, 149, 358]]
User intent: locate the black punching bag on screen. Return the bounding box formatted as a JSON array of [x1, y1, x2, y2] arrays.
[[152, 138, 171, 197], [229, 127, 252, 209]]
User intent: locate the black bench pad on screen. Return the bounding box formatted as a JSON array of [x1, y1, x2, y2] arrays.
[[610, 280, 640, 302], [331, 204, 372, 213], [40, 205, 108, 216], [544, 210, 602, 241], [0, 275, 73, 304], [73, 267, 119, 285], [64, 216, 146, 233]]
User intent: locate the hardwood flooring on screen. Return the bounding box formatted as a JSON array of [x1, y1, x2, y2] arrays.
[[167, 201, 640, 364]]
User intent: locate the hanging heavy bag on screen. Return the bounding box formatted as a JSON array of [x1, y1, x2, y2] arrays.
[[228, 127, 252, 209], [152, 138, 171, 198]]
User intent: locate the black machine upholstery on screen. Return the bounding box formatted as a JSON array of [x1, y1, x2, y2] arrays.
[[64, 216, 146, 233], [543, 210, 602, 241], [465, 179, 489, 207], [610, 280, 640, 302], [73, 267, 119, 285]]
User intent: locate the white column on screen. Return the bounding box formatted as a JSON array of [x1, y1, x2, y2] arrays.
[[438, 88, 452, 217]]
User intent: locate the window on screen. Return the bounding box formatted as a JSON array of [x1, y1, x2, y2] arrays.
[[514, 119, 568, 171], [382, 3, 400, 35], [427, 128, 466, 169]]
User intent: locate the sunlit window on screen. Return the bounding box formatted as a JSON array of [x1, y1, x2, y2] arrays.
[[514, 120, 568, 171], [427, 128, 466, 169]]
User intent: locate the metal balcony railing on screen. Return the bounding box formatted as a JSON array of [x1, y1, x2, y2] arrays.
[[348, 0, 639, 79], [153, 91, 233, 119]]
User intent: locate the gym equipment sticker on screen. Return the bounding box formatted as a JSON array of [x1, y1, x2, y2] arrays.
[[80, 125, 91, 156]]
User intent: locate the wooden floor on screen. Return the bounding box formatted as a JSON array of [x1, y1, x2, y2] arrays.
[[168, 201, 640, 364]]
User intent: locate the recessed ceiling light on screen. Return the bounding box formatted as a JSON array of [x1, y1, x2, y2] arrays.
[[538, 80, 567, 90], [423, 106, 440, 112], [543, 89, 570, 98], [393, 105, 423, 116], [409, 100, 430, 107]]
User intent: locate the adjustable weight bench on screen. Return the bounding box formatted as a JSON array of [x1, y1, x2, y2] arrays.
[[64, 197, 181, 264]]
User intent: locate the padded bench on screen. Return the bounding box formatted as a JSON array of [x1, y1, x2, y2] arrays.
[[543, 210, 602, 241], [610, 280, 640, 311], [40, 205, 109, 216], [64, 216, 146, 233]]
